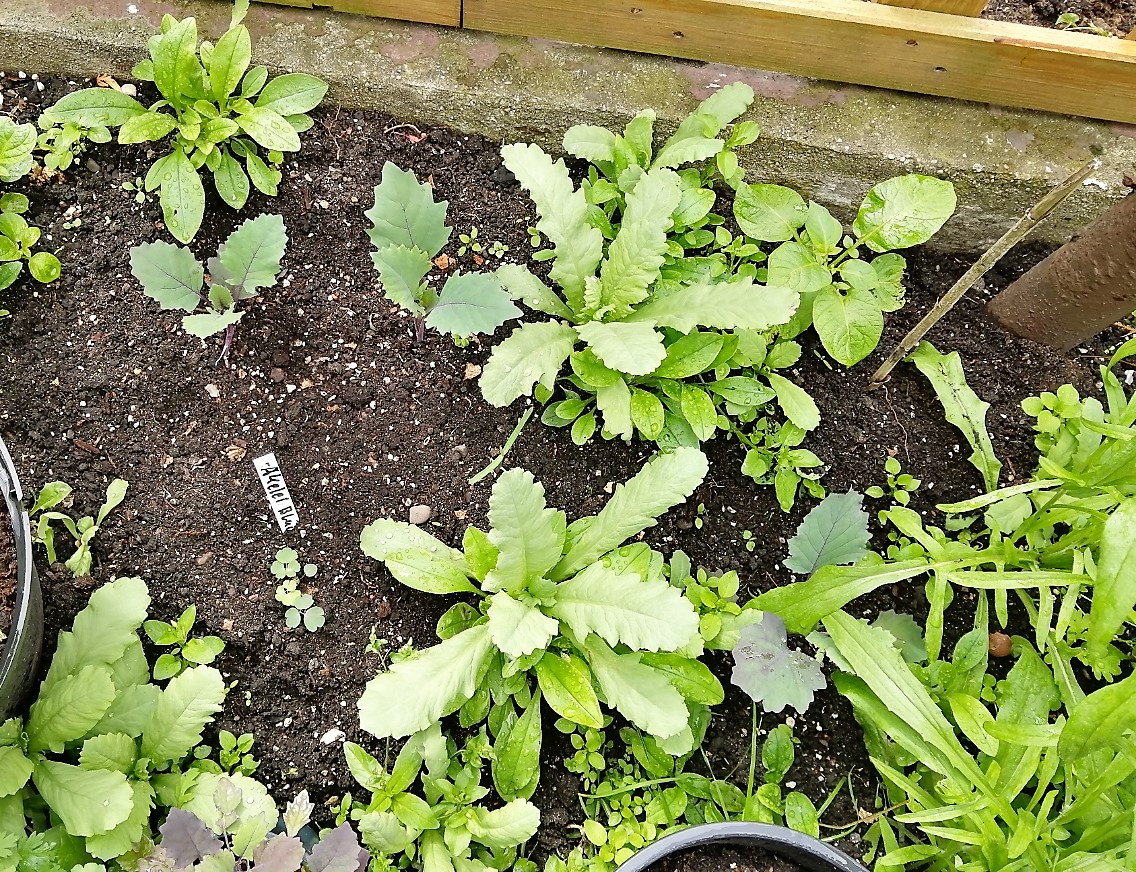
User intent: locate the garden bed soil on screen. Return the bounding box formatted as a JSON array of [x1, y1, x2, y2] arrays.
[[654, 845, 805, 872], [0, 71, 1125, 858], [981, 0, 1134, 36], [0, 518, 16, 637]]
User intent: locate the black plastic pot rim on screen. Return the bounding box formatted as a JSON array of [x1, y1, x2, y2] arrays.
[[612, 822, 869, 872], [0, 433, 44, 720]]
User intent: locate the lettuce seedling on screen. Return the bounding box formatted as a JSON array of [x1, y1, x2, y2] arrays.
[[130, 213, 286, 363], [358, 448, 716, 800], [30, 477, 127, 576], [366, 162, 519, 342], [39, 0, 327, 242]]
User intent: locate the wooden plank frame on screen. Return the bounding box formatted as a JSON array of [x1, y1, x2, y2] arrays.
[[463, 0, 1136, 124], [260, 0, 460, 27]]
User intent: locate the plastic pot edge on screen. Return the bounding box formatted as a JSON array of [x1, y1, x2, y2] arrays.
[[612, 822, 869, 872], [0, 433, 43, 720]]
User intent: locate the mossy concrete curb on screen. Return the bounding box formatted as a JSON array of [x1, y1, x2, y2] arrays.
[[3, 0, 1135, 251]]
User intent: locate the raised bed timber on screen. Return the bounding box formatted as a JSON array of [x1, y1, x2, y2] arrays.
[[254, 0, 1136, 125]]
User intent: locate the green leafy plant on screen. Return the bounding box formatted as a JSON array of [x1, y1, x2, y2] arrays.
[[36, 118, 112, 173], [143, 781, 368, 872], [0, 577, 228, 865], [480, 85, 954, 508], [130, 213, 286, 361], [865, 454, 920, 506], [144, 604, 226, 680], [340, 724, 538, 872], [271, 547, 324, 632], [39, 0, 328, 242], [358, 448, 716, 797], [29, 478, 128, 576], [193, 730, 261, 778], [458, 226, 482, 257], [366, 162, 518, 343], [0, 119, 61, 295]]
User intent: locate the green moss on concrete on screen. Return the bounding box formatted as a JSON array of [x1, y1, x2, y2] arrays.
[[3, 0, 1134, 250]]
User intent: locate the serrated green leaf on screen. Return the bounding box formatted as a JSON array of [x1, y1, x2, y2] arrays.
[[575, 320, 666, 376], [595, 377, 633, 440], [563, 125, 619, 164], [78, 732, 137, 775], [0, 747, 33, 797], [358, 624, 494, 739], [90, 684, 161, 738], [43, 577, 150, 693], [467, 800, 540, 850], [86, 781, 154, 860], [217, 213, 287, 297], [908, 341, 1001, 491], [640, 652, 724, 705], [365, 162, 450, 256], [853, 175, 956, 252], [487, 593, 559, 659], [553, 448, 708, 579], [625, 277, 797, 333], [130, 241, 204, 312], [596, 168, 681, 317], [32, 761, 133, 837], [766, 242, 831, 295], [766, 373, 820, 432], [580, 636, 688, 741], [551, 562, 699, 652], [484, 468, 566, 592], [141, 666, 225, 764], [812, 286, 884, 366], [731, 614, 826, 714], [496, 264, 573, 320], [0, 118, 36, 183], [501, 144, 602, 312], [425, 272, 520, 337], [480, 321, 579, 407], [785, 491, 870, 575]]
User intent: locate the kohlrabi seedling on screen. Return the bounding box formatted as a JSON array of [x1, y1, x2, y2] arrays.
[[129, 213, 286, 363]]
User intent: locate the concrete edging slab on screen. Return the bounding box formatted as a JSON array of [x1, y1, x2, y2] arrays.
[[2, 0, 1134, 251]]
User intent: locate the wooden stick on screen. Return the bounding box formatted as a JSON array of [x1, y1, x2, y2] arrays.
[[877, 0, 988, 18], [868, 156, 1102, 388]]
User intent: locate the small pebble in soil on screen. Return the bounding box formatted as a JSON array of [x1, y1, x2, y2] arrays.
[[409, 504, 432, 525], [989, 631, 1013, 657], [270, 367, 286, 383]]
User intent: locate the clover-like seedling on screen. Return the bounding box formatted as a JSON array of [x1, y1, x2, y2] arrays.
[[130, 213, 286, 363], [272, 548, 324, 632]]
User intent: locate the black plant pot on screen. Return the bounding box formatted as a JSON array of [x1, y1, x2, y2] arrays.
[[614, 823, 869, 872], [0, 434, 42, 719]]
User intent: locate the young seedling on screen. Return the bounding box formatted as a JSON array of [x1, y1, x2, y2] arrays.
[[457, 226, 482, 257], [143, 604, 226, 680], [129, 213, 287, 364], [272, 547, 324, 632], [0, 192, 61, 290], [29, 478, 128, 576], [193, 729, 261, 777], [865, 454, 921, 505], [366, 162, 518, 343], [36, 120, 111, 173]]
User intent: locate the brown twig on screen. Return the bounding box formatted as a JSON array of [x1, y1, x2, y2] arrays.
[[869, 156, 1102, 388]]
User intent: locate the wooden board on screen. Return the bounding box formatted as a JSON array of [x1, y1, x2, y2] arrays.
[[877, 0, 987, 18], [255, 0, 460, 27], [463, 0, 1136, 124]]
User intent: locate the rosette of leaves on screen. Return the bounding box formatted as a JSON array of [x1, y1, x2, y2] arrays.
[[365, 162, 518, 343], [478, 143, 799, 451], [37, 118, 112, 173], [144, 604, 226, 680], [358, 448, 720, 797], [0, 118, 62, 293], [38, 0, 327, 242], [130, 213, 286, 358], [0, 577, 227, 863], [341, 725, 540, 871], [142, 782, 368, 872]]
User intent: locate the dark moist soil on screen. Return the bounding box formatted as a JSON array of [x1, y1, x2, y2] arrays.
[[655, 845, 805, 872], [981, 0, 1134, 36], [0, 71, 1127, 861]]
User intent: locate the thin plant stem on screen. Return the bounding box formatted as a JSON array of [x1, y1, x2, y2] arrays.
[[746, 704, 759, 804], [468, 406, 533, 485], [869, 156, 1102, 388]]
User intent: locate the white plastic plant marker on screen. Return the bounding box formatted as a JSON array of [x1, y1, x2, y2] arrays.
[[253, 453, 299, 532]]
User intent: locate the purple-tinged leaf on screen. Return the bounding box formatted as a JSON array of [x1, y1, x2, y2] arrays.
[[306, 823, 369, 872], [251, 835, 305, 872], [784, 491, 869, 575], [731, 614, 826, 714], [159, 808, 223, 869]]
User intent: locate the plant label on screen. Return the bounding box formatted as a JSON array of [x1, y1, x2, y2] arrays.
[[253, 452, 299, 532]]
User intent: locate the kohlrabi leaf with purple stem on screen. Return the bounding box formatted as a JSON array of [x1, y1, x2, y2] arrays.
[[731, 613, 826, 714], [305, 823, 370, 872], [784, 490, 870, 575]]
